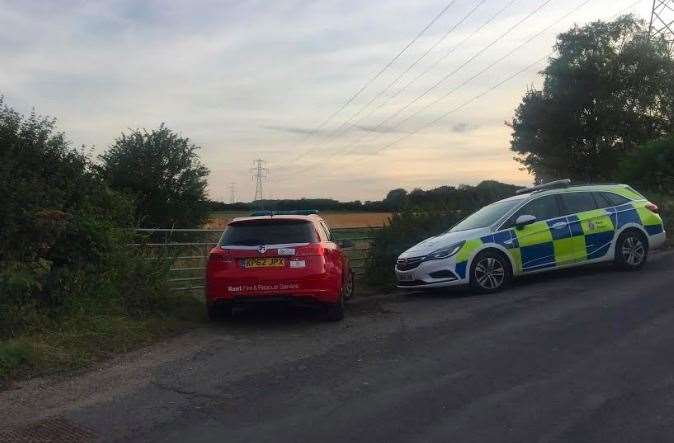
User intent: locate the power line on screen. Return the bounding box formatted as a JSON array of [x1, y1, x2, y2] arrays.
[[286, 0, 460, 150], [352, 0, 554, 142], [366, 0, 642, 157], [358, 0, 518, 125], [321, 0, 643, 173], [365, 0, 594, 149], [274, 0, 554, 181], [292, 0, 488, 162]]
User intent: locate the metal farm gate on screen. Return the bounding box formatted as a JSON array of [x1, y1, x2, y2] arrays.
[[133, 227, 376, 293]]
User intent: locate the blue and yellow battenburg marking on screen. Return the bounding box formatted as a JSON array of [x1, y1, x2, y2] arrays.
[[452, 201, 664, 278]]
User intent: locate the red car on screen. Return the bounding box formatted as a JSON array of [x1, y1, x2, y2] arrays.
[[206, 211, 354, 321]]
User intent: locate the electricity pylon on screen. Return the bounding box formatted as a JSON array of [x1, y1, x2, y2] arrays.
[[228, 182, 236, 204], [649, 0, 674, 47], [251, 159, 268, 208]]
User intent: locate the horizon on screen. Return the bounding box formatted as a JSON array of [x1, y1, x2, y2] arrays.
[[0, 0, 652, 202]]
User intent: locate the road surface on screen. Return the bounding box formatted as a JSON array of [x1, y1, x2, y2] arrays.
[[3, 251, 674, 442]]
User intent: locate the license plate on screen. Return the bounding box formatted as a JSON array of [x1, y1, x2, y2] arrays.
[[398, 273, 415, 282], [242, 257, 285, 268]]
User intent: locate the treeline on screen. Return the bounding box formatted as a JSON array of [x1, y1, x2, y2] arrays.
[[210, 180, 521, 213], [209, 198, 386, 212]]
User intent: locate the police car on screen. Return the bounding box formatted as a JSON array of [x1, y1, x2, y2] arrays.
[[395, 180, 666, 293]]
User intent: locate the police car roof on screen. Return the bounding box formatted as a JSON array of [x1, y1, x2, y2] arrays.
[[510, 183, 631, 200]]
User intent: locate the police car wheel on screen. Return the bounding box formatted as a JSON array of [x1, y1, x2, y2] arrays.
[[615, 230, 648, 270], [470, 251, 512, 294]]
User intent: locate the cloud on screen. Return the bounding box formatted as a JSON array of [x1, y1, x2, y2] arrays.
[[0, 0, 649, 201], [450, 122, 475, 133]]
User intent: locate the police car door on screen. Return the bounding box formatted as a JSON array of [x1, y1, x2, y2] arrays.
[[559, 192, 614, 263], [506, 194, 571, 271]]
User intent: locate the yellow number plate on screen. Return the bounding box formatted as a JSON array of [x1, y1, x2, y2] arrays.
[[243, 257, 285, 268]]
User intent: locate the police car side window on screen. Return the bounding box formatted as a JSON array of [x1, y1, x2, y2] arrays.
[[560, 192, 598, 215], [599, 192, 630, 207], [593, 192, 613, 208], [504, 195, 560, 227]]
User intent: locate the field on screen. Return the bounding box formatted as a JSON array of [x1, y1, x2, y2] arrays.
[[205, 211, 392, 230]]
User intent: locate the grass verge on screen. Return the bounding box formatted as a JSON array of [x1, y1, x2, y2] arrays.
[[0, 295, 204, 389]]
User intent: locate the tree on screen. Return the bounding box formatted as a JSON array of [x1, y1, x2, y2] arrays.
[[618, 135, 674, 194], [100, 124, 210, 228], [0, 97, 129, 263], [1, 97, 135, 334], [383, 188, 408, 211], [509, 15, 674, 182]]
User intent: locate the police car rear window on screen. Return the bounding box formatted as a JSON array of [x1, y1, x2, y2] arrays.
[[220, 220, 318, 246], [596, 192, 630, 207]]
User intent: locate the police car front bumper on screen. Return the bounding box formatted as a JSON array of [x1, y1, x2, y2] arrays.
[[395, 256, 467, 289]]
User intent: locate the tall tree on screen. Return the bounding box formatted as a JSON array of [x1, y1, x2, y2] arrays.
[[0, 97, 130, 263], [509, 15, 674, 182], [100, 124, 210, 228]]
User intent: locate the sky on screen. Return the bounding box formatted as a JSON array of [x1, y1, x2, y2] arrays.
[[0, 0, 652, 202]]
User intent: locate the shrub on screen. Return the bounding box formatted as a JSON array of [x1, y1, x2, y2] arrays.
[[619, 135, 674, 194], [364, 208, 466, 288], [0, 340, 35, 380], [0, 98, 177, 339]]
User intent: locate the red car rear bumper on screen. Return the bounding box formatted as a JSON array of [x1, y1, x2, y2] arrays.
[[206, 267, 341, 304]]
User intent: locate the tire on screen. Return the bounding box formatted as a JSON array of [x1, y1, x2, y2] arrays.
[[469, 250, 512, 294], [614, 229, 648, 271], [342, 269, 355, 302], [207, 302, 233, 321]]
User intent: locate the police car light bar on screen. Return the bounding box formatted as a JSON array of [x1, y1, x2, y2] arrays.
[[515, 179, 571, 195], [250, 210, 319, 216]]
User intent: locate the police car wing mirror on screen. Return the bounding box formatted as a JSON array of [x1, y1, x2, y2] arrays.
[[515, 214, 537, 230]]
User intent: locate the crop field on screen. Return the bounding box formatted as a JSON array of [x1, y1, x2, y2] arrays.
[[205, 211, 392, 230]]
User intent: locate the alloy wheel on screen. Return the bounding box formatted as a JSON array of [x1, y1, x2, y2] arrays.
[[475, 257, 506, 290], [622, 235, 646, 267]]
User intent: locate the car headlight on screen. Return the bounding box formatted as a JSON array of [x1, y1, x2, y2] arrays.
[[425, 241, 465, 261]]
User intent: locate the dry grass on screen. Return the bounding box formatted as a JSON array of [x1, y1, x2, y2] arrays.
[[205, 211, 392, 230]]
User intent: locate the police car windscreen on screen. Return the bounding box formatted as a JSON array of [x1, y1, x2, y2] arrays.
[[221, 220, 319, 246], [451, 199, 522, 232]]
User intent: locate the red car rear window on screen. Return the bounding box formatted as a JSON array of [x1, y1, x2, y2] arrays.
[[220, 220, 318, 246]]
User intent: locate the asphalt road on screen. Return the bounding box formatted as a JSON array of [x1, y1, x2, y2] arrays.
[[3, 250, 674, 442]]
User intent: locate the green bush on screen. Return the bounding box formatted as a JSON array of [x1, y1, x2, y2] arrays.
[[364, 209, 466, 288], [0, 340, 35, 380], [641, 192, 674, 246], [0, 98, 181, 340], [619, 135, 674, 194], [99, 124, 210, 228]]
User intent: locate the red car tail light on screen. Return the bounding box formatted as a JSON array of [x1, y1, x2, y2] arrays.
[[645, 203, 659, 213], [293, 244, 324, 257], [208, 249, 226, 261], [207, 248, 233, 268]]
